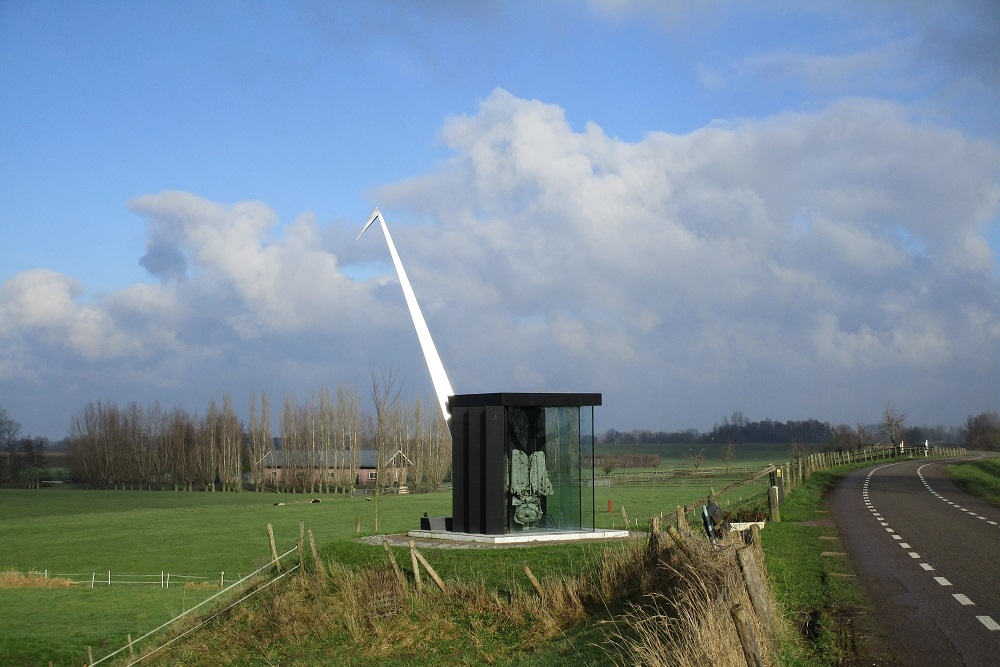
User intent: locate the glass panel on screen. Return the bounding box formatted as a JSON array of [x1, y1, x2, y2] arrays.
[[580, 406, 595, 530], [506, 406, 546, 531], [505, 404, 595, 532], [543, 406, 580, 529]]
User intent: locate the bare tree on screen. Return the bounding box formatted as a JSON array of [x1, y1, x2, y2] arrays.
[[685, 448, 706, 473], [369, 368, 401, 532], [425, 409, 451, 490], [964, 411, 1000, 451], [854, 421, 870, 451], [317, 387, 337, 494], [828, 424, 854, 453], [194, 400, 220, 491], [337, 386, 363, 493], [720, 442, 736, 473], [218, 394, 242, 491], [883, 402, 906, 447], [248, 391, 272, 492]]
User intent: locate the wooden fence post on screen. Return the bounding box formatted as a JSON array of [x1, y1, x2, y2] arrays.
[[383, 540, 406, 590], [730, 604, 764, 667], [736, 546, 777, 650], [297, 520, 305, 570], [266, 523, 282, 571], [412, 546, 447, 592], [748, 523, 762, 551], [648, 516, 662, 557], [523, 564, 545, 598], [675, 505, 690, 536], [355, 515, 361, 534], [768, 486, 780, 523], [308, 529, 326, 577], [408, 539, 423, 595], [666, 523, 694, 560]]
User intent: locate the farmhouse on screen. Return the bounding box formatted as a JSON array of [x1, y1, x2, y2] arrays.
[[261, 449, 412, 489]]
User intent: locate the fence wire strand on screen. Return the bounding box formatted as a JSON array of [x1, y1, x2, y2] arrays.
[[88, 547, 297, 666]]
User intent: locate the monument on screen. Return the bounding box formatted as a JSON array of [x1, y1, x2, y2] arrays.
[[359, 209, 625, 542], [448, 392, 601, 535]]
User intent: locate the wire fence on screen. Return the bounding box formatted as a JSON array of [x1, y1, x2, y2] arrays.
[[86, 546, 299, 666], [30, 569, 242, 589]]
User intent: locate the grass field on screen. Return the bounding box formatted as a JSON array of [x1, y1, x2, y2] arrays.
[[0, 443, 805, 666], [942, 456, 1000, 506]]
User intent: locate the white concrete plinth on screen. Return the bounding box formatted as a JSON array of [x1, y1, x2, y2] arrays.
[[407, 528, 631, 544], [730, 521, 766, 531]]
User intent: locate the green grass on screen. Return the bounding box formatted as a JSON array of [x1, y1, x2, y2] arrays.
[[942, 457, 1000, 506], [0, 487, 452, 666], [760, 469, 870, 666], [595, 441, 814, 470], [0, 459, 776, 667]]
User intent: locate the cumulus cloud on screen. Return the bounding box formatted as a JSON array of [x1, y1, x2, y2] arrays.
[[375, 88, 1000, 422], [1, 88, 998, 435], [128, 191, 384, 337], [0, 269, 144, 362]]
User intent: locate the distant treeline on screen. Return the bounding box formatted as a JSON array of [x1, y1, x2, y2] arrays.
[[602, 412, 968, 446], [585, 454, 660, 471]]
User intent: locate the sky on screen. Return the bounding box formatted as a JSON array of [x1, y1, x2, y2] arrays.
[[2, 0, 999, 441]]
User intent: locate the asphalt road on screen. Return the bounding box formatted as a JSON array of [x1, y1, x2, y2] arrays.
[[827, 453, 1000, 666]]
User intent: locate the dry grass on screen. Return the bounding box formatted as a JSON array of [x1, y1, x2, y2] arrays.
[[183, 581, 220, 591], [120, 526, 782, 666], [604, 530, 781, 667], [0, 569, 76, 588]]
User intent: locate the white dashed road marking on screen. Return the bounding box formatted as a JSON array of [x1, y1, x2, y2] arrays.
[[864, 462, 1000, 638], [978, 616, 1000, 631]]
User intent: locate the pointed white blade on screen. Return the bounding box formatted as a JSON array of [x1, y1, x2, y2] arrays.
[[358, 208, 455, 419]]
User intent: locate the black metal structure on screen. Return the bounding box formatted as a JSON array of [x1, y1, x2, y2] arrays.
[[447, 392, 601, 535]]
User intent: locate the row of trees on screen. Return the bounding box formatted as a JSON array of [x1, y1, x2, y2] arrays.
[[0, 407, 49, 488], [65, 382, 452, 493], [602, 406, 984, 448]]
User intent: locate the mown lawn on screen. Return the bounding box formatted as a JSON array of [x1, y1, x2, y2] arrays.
[[0, 455, 779, 667], [942, 456, 1000, 506], [0, 488, 450, 666]]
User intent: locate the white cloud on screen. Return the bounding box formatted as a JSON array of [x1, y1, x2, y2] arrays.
[[0, 268, 143, 362], [375, 88, 1000, 423], [129, 191, 384, 336], [2, 89, 998, 437]]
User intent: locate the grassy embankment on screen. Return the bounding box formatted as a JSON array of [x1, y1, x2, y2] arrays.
[[0, 442, 809, 666], [756, 469, 870, 665], [942, 456, 1000, 506], [0, 475, 768, 662], [757, 451, 998, 665]]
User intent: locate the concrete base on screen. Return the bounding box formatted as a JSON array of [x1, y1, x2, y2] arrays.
[[407, 528, 631, 545]]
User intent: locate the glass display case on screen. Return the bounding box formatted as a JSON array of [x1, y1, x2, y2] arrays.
[[448, 393, 600, 535]]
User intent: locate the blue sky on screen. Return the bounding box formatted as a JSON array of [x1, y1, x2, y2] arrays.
[[2, 1, 998, 440]]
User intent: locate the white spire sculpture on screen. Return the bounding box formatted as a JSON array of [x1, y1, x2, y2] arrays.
[[358, 207, 455, 420]]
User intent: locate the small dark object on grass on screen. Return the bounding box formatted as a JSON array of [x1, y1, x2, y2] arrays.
[[274, 502, 285, 506], [310, 498, 321, 503]]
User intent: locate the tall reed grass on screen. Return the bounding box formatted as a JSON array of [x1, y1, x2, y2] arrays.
[[119, 524, 780, 666]]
